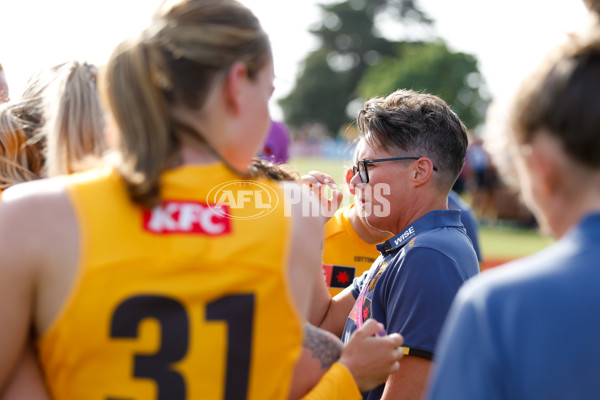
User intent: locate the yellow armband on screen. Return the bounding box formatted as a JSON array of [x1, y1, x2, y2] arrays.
[[301, 362, 362, 400]]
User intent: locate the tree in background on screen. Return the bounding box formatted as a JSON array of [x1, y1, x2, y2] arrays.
[[279, 0, 489, 137], [357, 41, 489, 130], [279, 0, 431, 136]]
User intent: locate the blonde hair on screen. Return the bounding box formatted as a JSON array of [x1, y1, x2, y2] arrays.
[[102, 0, 271, 208], [11, 61, 107, 178], [44, 62, 106, 176], [0, 104, 44, 188]]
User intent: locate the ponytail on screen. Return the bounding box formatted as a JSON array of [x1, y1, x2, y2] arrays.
[[46, 61, 107, 176], [103, 40, 176, 208], [102, 0, 271, 208]]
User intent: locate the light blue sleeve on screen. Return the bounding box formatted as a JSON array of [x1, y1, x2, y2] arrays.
[[426, 284, 504, 400], [448, 190, 482, 262]]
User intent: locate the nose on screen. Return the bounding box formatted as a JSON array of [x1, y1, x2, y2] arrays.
[[350, 171, 362, 187]]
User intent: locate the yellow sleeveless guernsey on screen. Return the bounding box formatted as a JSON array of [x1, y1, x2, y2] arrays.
[[37, 164, 303, 400], [302, 363, 361, 400], [322, 204, 389, 296]]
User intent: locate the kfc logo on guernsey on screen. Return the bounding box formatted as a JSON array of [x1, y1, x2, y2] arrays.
[[143, 201, 231, 235], [394, 226, 415, 246]]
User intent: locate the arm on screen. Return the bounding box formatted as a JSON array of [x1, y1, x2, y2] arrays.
[[284, 182, 327, 320], [300, 362, 359, 400], [0, 198, 36, 387], [0, 181, 79, 390], [337, 318, 403, 391], [0, 345, 50, 400], [289, 320, 404, 400], [284, 181, 355, 334], [287, 323, 345, 400], [308, 285, 356, 338], [380, 355, 431, 400], [298, 171, 357, 336]]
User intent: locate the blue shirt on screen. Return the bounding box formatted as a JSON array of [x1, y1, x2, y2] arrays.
[[428, 213, 600, 400], [343, 209, 479, 400]]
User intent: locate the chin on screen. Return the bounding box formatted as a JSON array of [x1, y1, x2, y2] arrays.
[[230, 158, 252, 172]]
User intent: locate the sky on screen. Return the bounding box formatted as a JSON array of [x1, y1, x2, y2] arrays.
[[0, 0, 591, 120]]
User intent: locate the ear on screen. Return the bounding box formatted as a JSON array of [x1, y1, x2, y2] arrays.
[[527, 144, 559, 197], [223, 61, 248, 115], [411, 157, 435, 187], [345, 168, 356, 195]]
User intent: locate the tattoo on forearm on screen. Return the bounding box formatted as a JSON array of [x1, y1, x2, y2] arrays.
[[303, 323, 342, 369]]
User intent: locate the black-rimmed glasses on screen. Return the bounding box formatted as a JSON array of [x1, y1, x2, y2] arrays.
[[352, 157, 438, 183]]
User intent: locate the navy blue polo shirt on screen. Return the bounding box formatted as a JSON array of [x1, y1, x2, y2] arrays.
[[342, 209, 479, 400]]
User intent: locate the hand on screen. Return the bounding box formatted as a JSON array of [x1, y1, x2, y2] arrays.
[[300, 171, 343, 219], [338, 319, 404, 392]]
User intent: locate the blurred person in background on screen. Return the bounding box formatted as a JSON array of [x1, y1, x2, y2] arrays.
[[261, 119, 291, 164], [0, 64, 9, 104], [39, 61, 107, 177], [428, 18, 600, 400], [0, 105, 44, 192], [465, 137, 499, 224]]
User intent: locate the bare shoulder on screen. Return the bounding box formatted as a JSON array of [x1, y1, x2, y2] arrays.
[[1, 178, 74, 225], [0, 179, 78, 267]]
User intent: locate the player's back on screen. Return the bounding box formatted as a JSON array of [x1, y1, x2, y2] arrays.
[[37, 164, 303, 399]]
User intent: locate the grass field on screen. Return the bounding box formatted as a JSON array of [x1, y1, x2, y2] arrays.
[[289, 156, 554, 267], [478, 225, 553, 264]]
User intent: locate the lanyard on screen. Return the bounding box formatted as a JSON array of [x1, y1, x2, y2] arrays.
[[355, 260, 385, 329]]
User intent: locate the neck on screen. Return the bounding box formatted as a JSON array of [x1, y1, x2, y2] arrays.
[[547, 186, 600, 238], [177, 134, 221, 166], [392, 192, 448, 234], [171, 98, 224, 167]]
